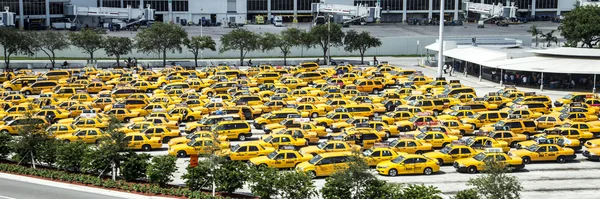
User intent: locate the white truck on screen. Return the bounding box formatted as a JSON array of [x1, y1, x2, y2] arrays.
[[274, 16, 283, 27]]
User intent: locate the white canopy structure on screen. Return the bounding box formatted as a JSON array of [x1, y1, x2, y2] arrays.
[[425, 44, 508, 65], [484, 56, 600, 74]]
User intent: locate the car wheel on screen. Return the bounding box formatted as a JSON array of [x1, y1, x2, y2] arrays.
[[25, 91, 31, 95], [556, 155, 566, 163], [177, 151, 187, 158], [441, 143, 449, 148], [415, 150, 423, 155], [187, 116, 195, 122], [207, 92, 213, 97], [403, 126, 410, 132], [238, 134, 247, 141], [423, 167, 433, 175], [63, 140, 70, 143], [467, 166, 478, 174], [312, 113, 318, 118], [374, 112, 380, 117], [163, 137, 171, 143], [5, 88, 11, 91], [319, 123, 327, 128], [259, 163, 268, 167], [161, 83, 166, 87], [460, 130, 466, 136], [124, 118, 130, 122], [388, 169, 398, 176], [510, 141, 518, 148], [308, 171, 317, 178], [260, 124, 266, 130], [385, 132, 391, 139], [373, 89, 380, 94], [522, 156, 531, 164], [437, 158, 444, 165], [0, 130, 8, 135], [142, 144, 151, 151], [470, 124, 476, 130]]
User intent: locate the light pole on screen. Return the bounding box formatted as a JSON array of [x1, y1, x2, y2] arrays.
[[200, 8, 204, 60], [437, 0, 445, 78], [327, 14, 332, 66]]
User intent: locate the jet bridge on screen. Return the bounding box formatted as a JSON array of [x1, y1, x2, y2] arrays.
[[311, 2, 381, 25], [463, 1, 517, 20], [64, 4, 154, 29]]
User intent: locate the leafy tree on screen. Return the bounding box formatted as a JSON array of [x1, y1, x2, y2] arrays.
[[0, 132, 11, 160], [247, 165, 280, 199], [277, 171, 318, 199], [307, 24, 344, 65], [214, 159, 248, 193], [33, 31, 70, 68], [321, 171, 353, 199], [120, 152, 151, 182], [182, 160, 214, 191], [259, 28, 304, 65], [10, 113, 49, 169], [526, 25, 542, 47], [0, 28, 33, 69], [467, 160, 522, 199], [219, 28, 260, 65], [81, 116, 127, 180], [36, 139, 60, 167], [559, 5, 600, 48], [103, 36, 133, 67], [343, 30, 382, 64], [185, 35, 217, 67], [68, 29, 104, 60], [321, 154, 376, 199], [453, 189, 480, 199], [135, 22, 188, 66], [56, 141, 88, 171], [359, 179, 403, 199], [401, 184, 443, 199], [541, 30, 559, 47], [146, 155, 177, 187]]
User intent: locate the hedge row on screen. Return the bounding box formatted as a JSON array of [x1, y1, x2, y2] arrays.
[[0, 163, 227, 199]]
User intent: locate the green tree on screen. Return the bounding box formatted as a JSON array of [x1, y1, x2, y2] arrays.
[[146, 155, 177, 187], [182, 161, 214, 191], [36, 139, 60, 167], [0, 29, 33, 69], [259, 28, 303, 66], [526, 25, 542, 47], [359, 179, 403, 199], [308, 24, 344, 65], [68, 29, 104, 60], [321, 154, 375, 199], [34, 31, 70, 68], [121, 152, 151, 182], [103, 36, 133, 67], [277, 171, 318, 199], [558, 5, 600, 48], [247, 165, 280, 199], [401, 184, 443, 199], [467, 160, 522, 199], [80, 116, 127, 180], [219, 28, 260, 65], [214, 159, 248, 193], [0, 132, 11, 160], [56, 141, 88, 171], [343, 30, 382, 64], [10, 113, 49, 169], [185, 35, 217, 67], [541, 30, 559, 47], [453, 189, 480, 199], [135, 22, 188, 66]]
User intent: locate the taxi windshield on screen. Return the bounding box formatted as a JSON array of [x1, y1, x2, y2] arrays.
[[317, 142, 328, 149], [473, 153, 487, 161], [495, 121, 506, 127], [308, 155, 322, 164], [440, 146, 452, 154], [513, 98, 524, 103], [449, 111, 460, 116], [362, 149, 373, 157], [231, 144, 241, 152], [186, 140, 195, 146], [526, 144, 539, 152], [279, 119, 289, 125], [562, 94, 573, 99], [262, 113, 272, 118], [415, 133, 426, 139], [391, 156, 405, 164], [326, 113, 335, 119], [185, 133, 196, 139], [263, 135, 273, 142], [267, 151, 278, 159], [198, 117, 208, 124], [469, 113, 481, 119], [389, 139, 399, 147], [408, 116, 419, 122]]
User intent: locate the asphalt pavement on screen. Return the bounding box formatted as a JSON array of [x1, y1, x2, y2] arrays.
[[0, 178, 127, 199]]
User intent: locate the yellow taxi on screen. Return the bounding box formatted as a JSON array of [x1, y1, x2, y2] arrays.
[[295, 151, 352, 178], [46, 123, 77, 138], [0, 117, 49, 135], [361, 147, 405, 166], [249, 147, 314, 169], [423, 143, 479, 165], [123, 133, 163, 151], [169, 137, 228, 157], [55, 128, 106, 144], [508, 143, 576, 164], [256, 134, 308, 149], [388, 138, 433, 154], [454, 148, 525, 174], [218, 142, 275, 161], [298, 140, 361, 156], [376, 154, 440, 176]]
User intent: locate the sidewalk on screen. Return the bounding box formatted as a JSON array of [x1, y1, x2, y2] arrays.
[[0, 173, 174, 199]]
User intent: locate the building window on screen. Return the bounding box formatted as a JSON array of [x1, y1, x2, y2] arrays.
[[298, 0, 320, 11], [272, 0, 293, 11], [355, 0, 377, 7], [49, 2, 64, 15], [407, 0, 429, 10], [536, 0, 557, 9], [381, 0, 403, 10], [248, 0, 268, 11], [173, 1, 189, 12], [514, 0, 532, 10], [125, 0, 142, 9]]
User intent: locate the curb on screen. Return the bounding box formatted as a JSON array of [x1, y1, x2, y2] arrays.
[[0, 172, 174, 199]]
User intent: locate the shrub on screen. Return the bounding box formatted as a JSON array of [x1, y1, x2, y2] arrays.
[[146, 155, 177, 187], [121, 152, 150, 181], [56, 141, 88, 171], [214, 159, 248, 193]]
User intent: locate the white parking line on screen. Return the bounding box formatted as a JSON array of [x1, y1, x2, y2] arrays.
[[0, 195, 17, 199]]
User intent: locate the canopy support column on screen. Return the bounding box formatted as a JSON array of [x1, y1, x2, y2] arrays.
[[479, 64, 482, 82], [594, 74, 597, 93], [499, 69, 503, 86], [540, 72, 544, 91], [464, 62, 467, 77]]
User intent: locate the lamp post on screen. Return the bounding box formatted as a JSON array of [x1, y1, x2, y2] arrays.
[[200, 8, 204, 60], [327, 14, 332, 66], [437, 0, 445, 78]]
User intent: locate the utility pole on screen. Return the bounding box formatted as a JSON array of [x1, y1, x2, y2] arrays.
[[437, 0, 445, 78], [200, 8, 204, 59], [327, 14, 331, 66]]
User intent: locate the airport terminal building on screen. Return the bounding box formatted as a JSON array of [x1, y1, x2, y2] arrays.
[[0, 0, 590, 28]]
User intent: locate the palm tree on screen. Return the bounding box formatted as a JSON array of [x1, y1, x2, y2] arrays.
[[526, 25, 542, 47], [542, 30, 559, 47]]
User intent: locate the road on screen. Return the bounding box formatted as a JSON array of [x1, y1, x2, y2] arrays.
[[0, 178, 128, 199]]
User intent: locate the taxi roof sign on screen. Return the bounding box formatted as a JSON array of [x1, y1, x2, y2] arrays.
[[458, 106, 472, 110], [355, 123, 370, 128], [398, 134, 415, 139], [210, 98, 223, 103], [373, 116, 383, 121], [112, 104, 125, 109], [294, 118, 310, 123], [449, 80, 460, 84], [279, 145, 296, 150], [508, 114, 522, 119], [451, 140, 467, 146], [485, 148, 503, 153]]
